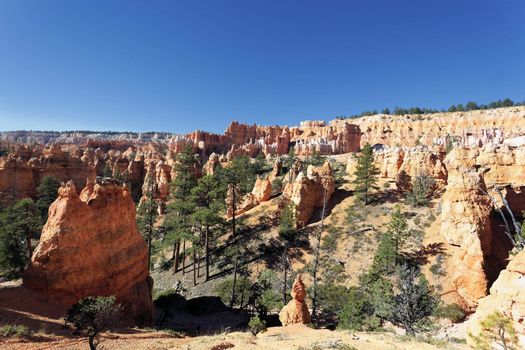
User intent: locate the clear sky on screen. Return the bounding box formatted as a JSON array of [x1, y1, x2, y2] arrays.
[[0, 0, 524, 134]]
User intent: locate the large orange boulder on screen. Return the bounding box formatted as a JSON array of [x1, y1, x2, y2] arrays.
[[23, 180, 153, 327], [279, 275, 311, 326]]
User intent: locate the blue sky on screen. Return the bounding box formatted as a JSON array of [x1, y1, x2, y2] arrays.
[[0, 0, 524, 134]]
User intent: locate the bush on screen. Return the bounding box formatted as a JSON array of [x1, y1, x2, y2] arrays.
[[433, 303, 465, 323], [271, 177, 283, 196], [468, 311, 519, 350], [215, 277, 251, 309], [0, 325, 31, 338], [248, 315, 266, 335], [407, 174, 436, 207], [65, 296, 121, 350]]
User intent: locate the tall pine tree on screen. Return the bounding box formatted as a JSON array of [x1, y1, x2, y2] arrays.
[[352, 143, 379, 205]]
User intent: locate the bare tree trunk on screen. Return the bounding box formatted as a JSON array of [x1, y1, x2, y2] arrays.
[[481, 188, 518, 248], [173, 240, 180, 274], [193, 248, 197, 286], [205, 226, 210, 281], [182, 239, 186, 275], [230, 186, 238, 308], [311, 187, 327, 327], [282, 244, 288, 305], [495, 187, 525, 248], [25, 233, 32, 267]]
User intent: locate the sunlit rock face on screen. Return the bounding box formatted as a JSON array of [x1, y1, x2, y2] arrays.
[[281, 161, 335, 228], [466, 249, 525, 348], [23, 180, 153, 327]]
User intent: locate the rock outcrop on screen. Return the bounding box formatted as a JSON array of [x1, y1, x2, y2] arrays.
[[23, 180, 153, 327], [279, 275, 311, 326], [466, 249, 525, 348], [345, 106, 525, 148], [440, 167, 492, 310], [346, 145, 447, 186], [282, 161, 335, 228]]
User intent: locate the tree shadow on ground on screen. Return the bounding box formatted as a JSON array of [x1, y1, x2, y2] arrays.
[[402, 242, 446, 265]]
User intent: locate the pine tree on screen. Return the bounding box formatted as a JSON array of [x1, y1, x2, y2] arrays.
[[218, 155, 257, 307], [386, 205, 409, 265], [36, 176, 60, 221], [371, 233, 396, 275], [352, 143, 379, 205], [191, 174, 226, 281], [278, 203, 296, 304], [165, 146, 199, 275]]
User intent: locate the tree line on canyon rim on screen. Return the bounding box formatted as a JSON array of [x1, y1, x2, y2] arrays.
[[336, 97, 524, 120], [0, 144, 523, 347]]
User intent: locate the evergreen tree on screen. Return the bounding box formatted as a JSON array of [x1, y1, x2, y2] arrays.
[[390, 264, 437, 335], [278, 203, 296, 304], [352, 143, 380, 205], [407, 174, 436, 207], [0, 199, 41, 278], [103, 162, 112, 178], [191, 174, 226, 281], [65, 296, 121, 350], [165, 146, 199, 275], [36, 176, 60, 221], [371, 233, 396, 275], [387, 205, 409, 262], [217, 155, 256, 307]]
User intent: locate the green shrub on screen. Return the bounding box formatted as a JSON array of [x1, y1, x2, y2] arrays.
[[248, 315, 267, 335], [0, 325, 32, 338], [433, 303, 465, 323]]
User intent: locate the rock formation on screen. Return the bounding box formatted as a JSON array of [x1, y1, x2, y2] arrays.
[[466, 249, 525, 348], [23, 180, 153, 327], [345, 106, 525, 148], [279, 275, 311, 326], [229, 177, 273, 216], [282, 161, 335, 228]]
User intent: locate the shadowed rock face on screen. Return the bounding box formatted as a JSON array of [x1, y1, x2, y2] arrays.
[[279, 275, 311, 326], [23, 180, 153, 327]]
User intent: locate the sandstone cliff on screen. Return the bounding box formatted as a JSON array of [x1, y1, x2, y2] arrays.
[[23, 180, 153, 327], [466, 249, 525, 348]]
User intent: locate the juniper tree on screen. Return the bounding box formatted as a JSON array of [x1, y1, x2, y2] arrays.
[[352, 143, 379, 205], [65, 296, 121, 350], [390, 264, 437, 336], [407, 173, 436, 207]]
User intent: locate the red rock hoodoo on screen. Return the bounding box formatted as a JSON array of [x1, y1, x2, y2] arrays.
[[279, 275, 311, 326], [23, 180, 153, 327]]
